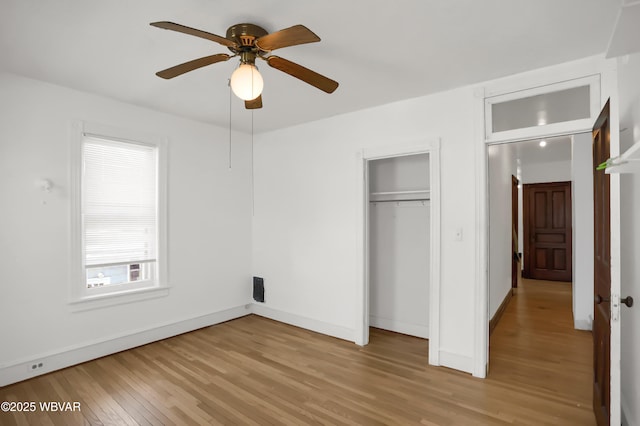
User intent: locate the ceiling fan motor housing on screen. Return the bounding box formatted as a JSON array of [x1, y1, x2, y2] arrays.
[[226, 23, 268, 49]]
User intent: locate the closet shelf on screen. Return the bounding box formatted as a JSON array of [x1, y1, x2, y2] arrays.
[[370, 190, 430, 196], [605, 140, 640, 174], [369, 189, 430, 203]]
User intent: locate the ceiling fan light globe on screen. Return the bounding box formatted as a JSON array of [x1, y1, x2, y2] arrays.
[[230, 64, 264, 101]]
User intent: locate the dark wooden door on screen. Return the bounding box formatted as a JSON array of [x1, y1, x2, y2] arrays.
[[512, 175, 519, 288], [523, 182, 572, 281], [592, 100, 611, 426]]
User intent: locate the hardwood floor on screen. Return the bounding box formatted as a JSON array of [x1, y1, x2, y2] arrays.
[[488, 279, 594, 425], [0, 279, 594, 425]]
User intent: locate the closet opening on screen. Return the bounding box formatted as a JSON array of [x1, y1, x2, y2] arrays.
[[366, 153, 431, 349], [355, 140, 440, 364]]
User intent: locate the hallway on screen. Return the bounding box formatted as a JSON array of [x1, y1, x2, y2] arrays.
[[488, 278, 594, 424]]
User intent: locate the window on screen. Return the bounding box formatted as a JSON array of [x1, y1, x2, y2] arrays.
[[484, 75, 600, 143], [71, 122, 167, 306], [491, 85, 591, 133]]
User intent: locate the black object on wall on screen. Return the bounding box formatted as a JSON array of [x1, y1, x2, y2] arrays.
[[253, 276, 265, 303]]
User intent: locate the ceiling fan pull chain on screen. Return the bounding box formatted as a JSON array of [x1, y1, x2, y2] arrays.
[[228, 79, 232, 169], [251, 109, 255, 216]]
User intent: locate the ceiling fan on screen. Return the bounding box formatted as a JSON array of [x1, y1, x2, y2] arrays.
[[150, 21, 339, 109]]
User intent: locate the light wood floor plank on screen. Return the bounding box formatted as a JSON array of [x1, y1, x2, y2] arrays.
[[0, 278, 594, 425]]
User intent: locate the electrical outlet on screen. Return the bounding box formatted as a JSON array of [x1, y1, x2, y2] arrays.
[[27, 361, 44, 373]]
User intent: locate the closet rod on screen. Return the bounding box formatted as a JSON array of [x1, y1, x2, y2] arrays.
[[370, 198, 430, 203], [370, 190, 430, 196]]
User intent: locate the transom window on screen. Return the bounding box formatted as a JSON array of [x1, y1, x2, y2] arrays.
[[484, 75, 600, 143]]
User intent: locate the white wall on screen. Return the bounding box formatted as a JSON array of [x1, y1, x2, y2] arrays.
[[369, 154, 430, 193], [369, 154, 430, 338], [571, 133, 594, 330], [251, 56, 609, 375], [0, 73, 253, 385], [369, 202, 430, 337], [487, 144, 516, 319], [521, 159, 573, 184], [617, 52, 640, 426], [252, 86, 478, 371]]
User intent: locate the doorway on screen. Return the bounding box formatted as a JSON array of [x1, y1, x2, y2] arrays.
[[355, 140, 441, 365], [477, 74, 602, 380], [368, 154, 430, 339], [487, 134, 593, 341], [477, 67, 622, 424]]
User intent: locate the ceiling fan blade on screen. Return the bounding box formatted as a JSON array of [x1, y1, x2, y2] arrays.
[[150, 21, 237, 48], [266, 56, 339, 93], [245, 94, 263, 109], [156, 54, 231, 79], [255, 25, 320, 51]]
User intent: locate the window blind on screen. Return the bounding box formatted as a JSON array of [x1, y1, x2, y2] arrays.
[[82, 136, 158, 267]]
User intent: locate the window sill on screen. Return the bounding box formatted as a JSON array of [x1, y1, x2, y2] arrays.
[[69, 286, 170, 312]]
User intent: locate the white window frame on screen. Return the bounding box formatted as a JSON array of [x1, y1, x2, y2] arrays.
[[484, 74, 601, 143], [70, 121, 169, 310]]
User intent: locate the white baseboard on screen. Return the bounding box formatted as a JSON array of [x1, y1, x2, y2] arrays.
[[438, 349, 474, 374], [369, 315, 429, 338], [622, 394, 634, 426], [574, 318, 592, 331], [0, 305, 250, 387], [251, 303, 354, 342]]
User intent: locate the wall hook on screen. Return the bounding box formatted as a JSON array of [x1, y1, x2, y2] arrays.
[[38, 179, 53, 193]]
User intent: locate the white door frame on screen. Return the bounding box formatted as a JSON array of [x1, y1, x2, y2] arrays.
[[355, 139, 441, 364], [474, 60, 622, 424]]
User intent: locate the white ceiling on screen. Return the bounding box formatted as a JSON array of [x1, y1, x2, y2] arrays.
[[488, 136, 573, 173], [514, 136, 573, 166], [0, 0, 621, 133]]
